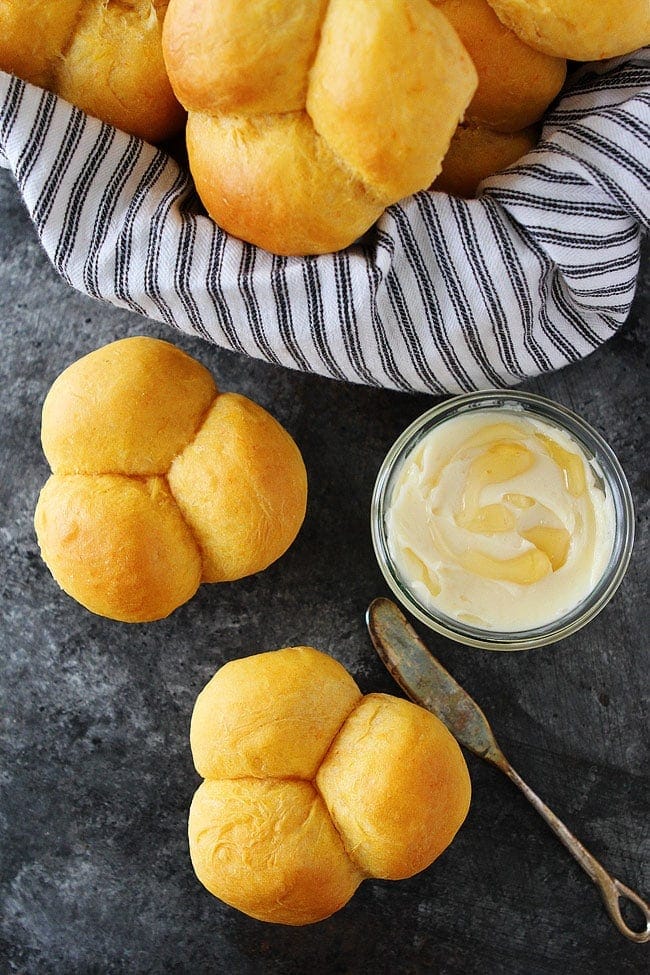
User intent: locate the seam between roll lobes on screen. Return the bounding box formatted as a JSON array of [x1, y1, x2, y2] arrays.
[[310, 693, 374, 879]]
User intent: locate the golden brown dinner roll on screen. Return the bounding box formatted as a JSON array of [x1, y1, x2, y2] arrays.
[[162, 0, 328, 116], [433, 124, 539, 197], [185, 111, 386, 259], [486, 0, 650, 61], [167, 392, 308, 583], [163, 0, 478, 254], [432, 0, 566, 132], [189, 778, 364, 925], [189, 647, 471, 925], [428, 0, 564, 197], [34, 337, 308, 622], [316, 693, 472, 880], [0, 0, 83, 90], [0, 0, 185, 142], [35, 473, 203, 624], [190, 647, 362, 780], [41, 336, 216, 476], [306, 0, 475, 201]]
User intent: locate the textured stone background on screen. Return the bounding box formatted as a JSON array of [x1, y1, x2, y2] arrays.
[[0, 166, 648, 974]]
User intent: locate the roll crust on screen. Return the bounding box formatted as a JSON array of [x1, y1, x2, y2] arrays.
[[35, 337, 308, 621], [189, 778, 364, 926], [186, 111, 386, 257], [163, 0, 478, 254], [190, 647, 362, 780], [433, 124, 539, 198], [189, 647, 472, 924], [306, 0, 478, 201], [433, 0, 566, 132], [316, 693, 472, 879], [485, 0, 650, 61], [0, 0, 185, 142], [41, 336, 217, 476], [162, 0, 328, 116], [34, 473, 203, 623]]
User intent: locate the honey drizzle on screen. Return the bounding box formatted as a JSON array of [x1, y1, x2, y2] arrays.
[[451, 426, 584, 584]]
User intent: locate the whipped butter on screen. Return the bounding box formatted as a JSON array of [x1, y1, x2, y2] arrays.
[[385, 410, 616, 631]]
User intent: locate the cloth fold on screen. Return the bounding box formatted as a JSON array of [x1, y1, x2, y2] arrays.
[[0, 50, 648, 394]]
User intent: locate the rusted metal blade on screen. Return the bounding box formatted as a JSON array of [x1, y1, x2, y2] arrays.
[[367, 596, 505, 767]]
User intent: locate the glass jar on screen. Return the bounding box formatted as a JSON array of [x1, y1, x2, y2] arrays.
[[371, 390, 634, 651]]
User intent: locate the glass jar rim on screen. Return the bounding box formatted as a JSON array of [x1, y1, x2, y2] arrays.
[[370, 389, 635, 651]]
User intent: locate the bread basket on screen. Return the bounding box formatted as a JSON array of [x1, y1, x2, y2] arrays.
[[0, 48, 648, 395]]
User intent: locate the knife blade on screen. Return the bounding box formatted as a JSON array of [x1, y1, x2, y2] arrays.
[[366, 595, 502, 766]]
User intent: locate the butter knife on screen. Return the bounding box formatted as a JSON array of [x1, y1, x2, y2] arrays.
[[366, 596, 649, 944]]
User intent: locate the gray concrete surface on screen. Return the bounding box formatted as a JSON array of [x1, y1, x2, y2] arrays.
[[0, 166, 648, 974]]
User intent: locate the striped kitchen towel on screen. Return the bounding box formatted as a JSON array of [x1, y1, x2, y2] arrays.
[[0, 49, 648, 394]]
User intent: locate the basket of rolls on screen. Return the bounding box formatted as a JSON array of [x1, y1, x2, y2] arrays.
[[0, 0, 648, 393]]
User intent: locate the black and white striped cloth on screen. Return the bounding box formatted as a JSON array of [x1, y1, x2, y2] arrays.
[[1, 50, 648, 394]]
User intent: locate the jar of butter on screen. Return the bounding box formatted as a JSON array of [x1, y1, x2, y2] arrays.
[[371, 391, 634, 650]]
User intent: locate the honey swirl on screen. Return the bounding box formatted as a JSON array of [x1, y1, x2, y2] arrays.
[[386, 412, 614, 631]]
